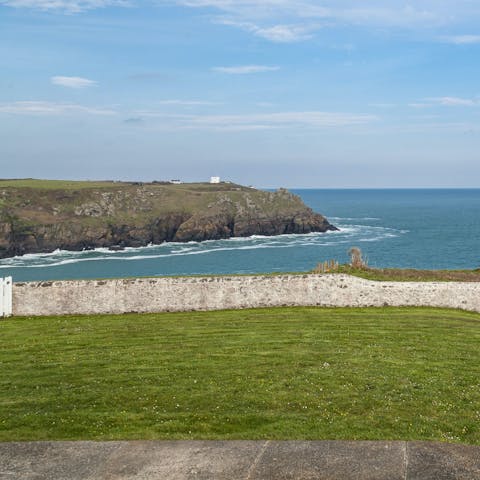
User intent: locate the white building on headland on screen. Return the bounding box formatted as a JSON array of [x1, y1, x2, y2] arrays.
[[170, 179, 182, 184], [210, 176, 220, 184]]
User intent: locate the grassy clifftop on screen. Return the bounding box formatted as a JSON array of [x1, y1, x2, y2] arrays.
[[0, 179, 336, 258]]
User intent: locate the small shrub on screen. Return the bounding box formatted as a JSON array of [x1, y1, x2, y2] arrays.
[[348, 247, 367, 269]]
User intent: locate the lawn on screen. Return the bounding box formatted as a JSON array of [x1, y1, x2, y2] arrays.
[[0, 307, 479, 444]]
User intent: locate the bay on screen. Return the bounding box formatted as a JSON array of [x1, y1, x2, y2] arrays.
[[1, 189, 479, 282]]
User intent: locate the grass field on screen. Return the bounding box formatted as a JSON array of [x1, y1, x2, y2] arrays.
[[0, 179, 122, 189], [0, 178, 248, 192], [334, 266, 480, 282], [1, 307, 479, 444]]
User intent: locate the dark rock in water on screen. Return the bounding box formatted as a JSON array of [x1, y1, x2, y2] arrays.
[[108, 245, 125, 251], [0, 180, 337, 258]]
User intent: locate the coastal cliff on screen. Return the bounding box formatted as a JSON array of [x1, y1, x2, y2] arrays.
[[0, 180, 337, 258]]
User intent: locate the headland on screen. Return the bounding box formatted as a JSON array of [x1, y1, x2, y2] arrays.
[[0, 179, 336, 258]]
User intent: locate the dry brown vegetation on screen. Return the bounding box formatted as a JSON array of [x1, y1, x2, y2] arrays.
[[339, 266, 480, 282], [312, 247, 480, 281]]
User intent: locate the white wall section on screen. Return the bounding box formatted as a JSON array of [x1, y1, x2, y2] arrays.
[[0, 277, 13, 317], [10, 274, 480, 317]]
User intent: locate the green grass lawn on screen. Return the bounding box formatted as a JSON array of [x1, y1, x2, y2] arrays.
[[1, 307, 479, 444]]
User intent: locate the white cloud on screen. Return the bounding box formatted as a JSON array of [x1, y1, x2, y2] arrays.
[[212, 65, 280, 74], [51, 76, 97, 88], [173, 1, 480, 42], [251, 23, 314, 42], [217, 18, 314, 42], [0, 101, 116, 115], [134, 110, 377, 131], [443, 35, 480, 45], [430, 96, 477, 106], [0, 0, 128, 12], [410, 97, 479, 108], [408, 103, 429, 109], [190, 111, 376, 129], [7, 0, 480, 38], [157, 99, 219, 105], [176, 0, 479, 24]]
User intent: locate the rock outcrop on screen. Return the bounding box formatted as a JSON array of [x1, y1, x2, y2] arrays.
[[0, 181, 337, 258]]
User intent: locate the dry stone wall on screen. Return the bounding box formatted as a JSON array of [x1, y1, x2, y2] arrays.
[[11, 274, 480, 317]]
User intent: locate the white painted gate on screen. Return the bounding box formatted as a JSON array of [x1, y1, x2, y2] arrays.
[[0, 277, 13, 318]]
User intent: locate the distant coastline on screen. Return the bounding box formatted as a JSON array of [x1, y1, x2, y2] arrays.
[[1, 187, 479, 283], [0, 179, 336, 259]]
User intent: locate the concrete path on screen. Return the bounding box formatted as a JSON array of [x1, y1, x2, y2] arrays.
[[1, 441, 479, 480]]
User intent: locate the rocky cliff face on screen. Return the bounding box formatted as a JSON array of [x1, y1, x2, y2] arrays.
[[0, 181, 337, 258]]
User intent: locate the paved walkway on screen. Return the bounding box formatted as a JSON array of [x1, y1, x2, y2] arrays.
[[1, 441, 479, 479]]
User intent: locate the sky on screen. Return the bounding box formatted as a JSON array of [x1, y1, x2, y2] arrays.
[[1, 1, 480, 187]]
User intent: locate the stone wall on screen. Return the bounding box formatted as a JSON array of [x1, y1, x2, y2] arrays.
[[11, 274, 480, 316]]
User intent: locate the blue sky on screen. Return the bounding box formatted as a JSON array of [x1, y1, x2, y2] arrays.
[[1, 0, 480, 187]]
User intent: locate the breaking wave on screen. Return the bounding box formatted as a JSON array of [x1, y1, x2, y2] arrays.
[[0, 222, 407, 270]]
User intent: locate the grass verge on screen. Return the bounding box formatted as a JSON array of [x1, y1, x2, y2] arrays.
[[1, 307, 479, 443], [320, 265, 480, 282]]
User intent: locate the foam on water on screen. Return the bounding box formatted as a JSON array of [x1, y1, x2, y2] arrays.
[[329, 217, 381, 221], [0, 222, 404, 270]]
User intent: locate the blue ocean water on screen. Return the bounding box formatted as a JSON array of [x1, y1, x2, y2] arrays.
[[1, 189, 479, 282]]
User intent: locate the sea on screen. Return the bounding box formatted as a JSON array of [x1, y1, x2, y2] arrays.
[[1, 189, 479, 282]]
